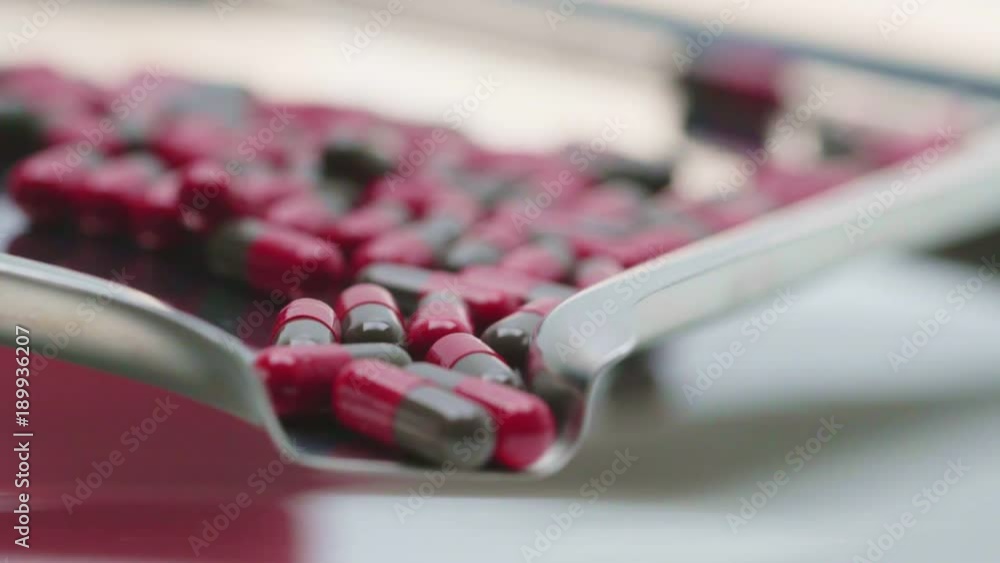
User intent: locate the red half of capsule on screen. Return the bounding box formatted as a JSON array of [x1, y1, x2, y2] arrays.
[[273, 298, 341, 343], [255, 344, 355, 416], [325, 201, 410, 250], [421, 275, 520, 328], [73, 155, 162, 236], [459, 266, 576, 303], [152, 116, 236, 167], [178, 160, 237, 233], [335, 283, 401, 319], [498, 239, 574, 282], [333, 358, 427, 445], [407, 292, 475, 358], [8, 144, 95, 223], [246, 227, 345, 293], [447, 375, 556, 469], [425, 332, 504, 371], [128, 172, 188, 250]]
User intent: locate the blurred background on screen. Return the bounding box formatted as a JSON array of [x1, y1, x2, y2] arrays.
[[0, 1, 998, 562]]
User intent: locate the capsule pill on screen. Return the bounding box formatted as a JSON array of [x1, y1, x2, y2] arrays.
[[407, 362, 556, 469], [334, 283, 406, 345], [333, 359, 495, 469], [426, 332, 523, 389], [272, 298, 340, 346]]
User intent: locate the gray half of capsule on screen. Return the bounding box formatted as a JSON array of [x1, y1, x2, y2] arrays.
[[274, 318, 337, 346], [453, 353, 524, 389], [341, 303, 406, 345], [480, 311, 544, 371], [392, 385, 496, 470], [206, 219, 264, 282]]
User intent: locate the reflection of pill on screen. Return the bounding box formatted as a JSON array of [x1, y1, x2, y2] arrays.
[[254, 343, 411, 416], [335, 284, 406, 345], [426, 333, 523, 389], [480, 298, 562, 371], [407, 362, 556, 470], [206, 219, 345, 294], [334, 359, 495, 469], [407, 290, 474, 358], [272, 298, 340, 346]]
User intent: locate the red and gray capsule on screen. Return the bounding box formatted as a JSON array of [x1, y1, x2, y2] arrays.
[[406, 290, 474, 358], [272, 298, 340, 346], [333, 359, 496, 469], [334, 284, 406, 345], [206, 218, 345, 294], [498, 238, 575, 282], [426, 332, 523, 389], [459, 266, 576, 304], [406, 362, 557, 470], [254, 343, 411, 417], [480, 298, 561, 372], [357, 263, 518, 324], [352, 215, 463, 270]]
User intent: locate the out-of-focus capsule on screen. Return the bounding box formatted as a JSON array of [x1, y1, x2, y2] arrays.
[[335, 283, 406, 345], [598, 226, 695, 267], [426, 332, 523, 388], [498, 238, 575, 282], [685, 191, 774, 233], [407, 362, 556, 469], [334, 359, 495, 469], [321, 123, 402, 185], [586, 152, 673, 192], [573, 256, 624, 288], [480, 298, 561, 372], [326, 200, 411, 251], [443, 218, 526, 270], [8, 144, 98, 223], [178, 161, 309, 232], [570, 181, 645, 218], [352, 216, 463, 271], [43, 112, 125, 154], [74, 154, 163, 236], [754, 161, 864, 206], [0, 99, 45, 169], [127, 171, 188, 250], [459, 266, 576, 303], [206, 219, 345, 294], [272, 298, 340, 346], [255, 344, 411, 416], [407, 290, 474, 358], [357, 263, 519, 323], [681, 47, 785, 145], [151, 116, 236, 167], [263, 189, 353, 237]]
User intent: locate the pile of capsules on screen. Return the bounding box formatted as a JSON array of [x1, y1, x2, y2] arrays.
[[1, 56, 959, 470]]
